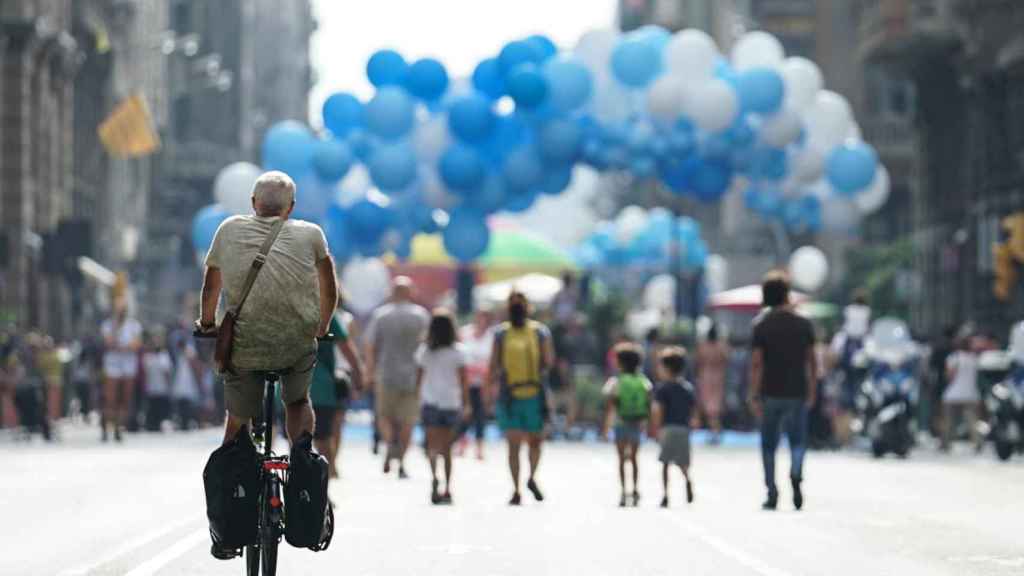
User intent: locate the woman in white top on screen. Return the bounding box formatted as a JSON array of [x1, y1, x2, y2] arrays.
[[100, 302, 143, 442], [941, 338, 981, 451], [415, 308, 468, 505]]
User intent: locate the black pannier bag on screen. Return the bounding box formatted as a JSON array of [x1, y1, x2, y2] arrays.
[[203, 428, 260, 550], [284, 432, 334, 551]]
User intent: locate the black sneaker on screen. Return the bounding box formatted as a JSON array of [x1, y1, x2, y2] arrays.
[[398, 467, 409, 480], [210, 543, 240, 560], [791, 477, 803, 511], [619, 494, 627, 508], [686, 480, 694, 504], [762, 492, 778, 511], [509, 492, 522, 506], [632, 491, 641, 507], [431, 479, 441, 504], [660, 496, 669, 508], [526, 478, 544, 502]]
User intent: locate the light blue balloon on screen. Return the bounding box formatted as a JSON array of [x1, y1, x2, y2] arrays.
[[502, 145, 543, 192], [448, 93, 496, 143], [368, 142, 417, 192], [367, 49, 408, 87], [292, 174, 334, 224], [465, 175, 507, 214], [506, 64, 548, 109], [323, 203, 354, 263], [346, 198, 393, 245], [826, 141, 879, 195], [322, 93, 363, 137], [191, 204, 230, 253], [406, 58, 449, 101], [525, 34, 558, 62], [610, 37, 661, 88], [364, 87, 415, 140], [261, 120, 315, 177], [498, 40, 541, 76], [631, 156, 657, 179], [472, 58, 505, 99], [443, 209, 490, 262], [749, 147, 788, 181], [538, 119, 582, 165], [539, 166, 573, 195], [312, 139, 353, 183], [736, 67, 785, 114], [631, 25, 671, 52], [439, 144, 486, 194], [542, 56, 593, 112]]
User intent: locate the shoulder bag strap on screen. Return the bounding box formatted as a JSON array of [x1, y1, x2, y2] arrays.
[[231, 219, 285, 316]]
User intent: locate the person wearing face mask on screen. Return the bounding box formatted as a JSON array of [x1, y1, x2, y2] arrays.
[[488, 291, 555, 506]]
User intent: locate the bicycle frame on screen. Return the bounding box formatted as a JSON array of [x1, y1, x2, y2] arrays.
[[247, 373, 289, 576]]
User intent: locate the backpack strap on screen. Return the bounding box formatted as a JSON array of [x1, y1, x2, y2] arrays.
[[231, 219, 284, 317]]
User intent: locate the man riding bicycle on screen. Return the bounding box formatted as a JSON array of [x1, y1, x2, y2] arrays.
[[197, 171, 338, 447]]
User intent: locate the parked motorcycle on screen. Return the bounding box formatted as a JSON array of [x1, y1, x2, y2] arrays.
[[981, 322, 1024, 461], [853, 319, 919, 458]]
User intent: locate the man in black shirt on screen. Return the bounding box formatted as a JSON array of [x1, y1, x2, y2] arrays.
[[749, 271, 818, 511]]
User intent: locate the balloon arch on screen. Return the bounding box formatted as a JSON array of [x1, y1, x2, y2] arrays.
[[193, 26, 889, 274]]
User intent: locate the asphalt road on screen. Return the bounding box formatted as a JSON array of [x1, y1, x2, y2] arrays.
[[3, 424, 1022, 576]]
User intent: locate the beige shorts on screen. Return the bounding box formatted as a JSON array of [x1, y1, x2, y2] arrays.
[[376, 387, 419, 426], [224, 352, 316, 421]]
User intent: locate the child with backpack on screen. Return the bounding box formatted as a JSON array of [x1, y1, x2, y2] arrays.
[[602, 342, 653, 507], [651, 347, 696, 507], [416, 308, 469, 505]]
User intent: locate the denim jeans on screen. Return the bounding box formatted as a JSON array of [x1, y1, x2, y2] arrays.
[[760, 397, 809, 494]]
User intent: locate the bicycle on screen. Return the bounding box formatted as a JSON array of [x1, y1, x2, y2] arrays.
[[197, 332, 334, 576]]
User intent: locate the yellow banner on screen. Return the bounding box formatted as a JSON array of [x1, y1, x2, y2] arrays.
[[98, 94, 161, 158]]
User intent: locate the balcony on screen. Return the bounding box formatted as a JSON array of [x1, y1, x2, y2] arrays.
[[856, 0, 963, 62]]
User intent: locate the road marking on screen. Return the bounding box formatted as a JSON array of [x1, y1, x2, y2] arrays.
[[663, 514, 796, 576], [58, 517, 200, 576], [123, 528, 209, 576]]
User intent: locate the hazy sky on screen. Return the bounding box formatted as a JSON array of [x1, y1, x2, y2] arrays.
[[309, 0, 618, 247]]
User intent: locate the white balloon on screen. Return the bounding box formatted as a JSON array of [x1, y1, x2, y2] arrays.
[[341, 257, 392, 315], [337, 164, 371, 207], [575, 28, 620, 71], [803, 90, 853, 150], [760, 107, 803, 148], [646, 76, 686, 124], [855, 164, 890, 214], [705, 254, 728, 294], [820, 195, 862, 234], [791, 145, 827, 184], [643, 274, 677, 312], [731, 31, 785, 71], [591, 71, 632, 123], [789, 246, 829, 292], [615, 205, 648, 245], [781, 57, 823, 109], [684, 79, 739, 133], [665, 28, 718, 79], [213, 162, 262, 215], [413, 113, 451, 164]]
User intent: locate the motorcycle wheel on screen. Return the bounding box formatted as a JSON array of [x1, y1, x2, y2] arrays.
[[871, 440, 886, 458], [995, 442, 1014, 461]]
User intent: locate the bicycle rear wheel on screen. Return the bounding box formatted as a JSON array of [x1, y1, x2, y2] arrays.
[[261, 536, 278, 576], [245, 544, 259, 576]]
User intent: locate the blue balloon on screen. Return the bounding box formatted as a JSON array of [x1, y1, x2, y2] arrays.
[[631, 156, 657, 179], [506, 64, 548, 109], [364, 87, 415, 140], [744, 187, 784, 218], [749, 148, 788, 181], [439, 144, 486, 194], [405, 58, 449, 101], [312, 139, 353, 182], [322, 204, 354, 263], [368, 143, 417, 192], [630, 25, 671, 53], [781, 199, 805, 231], [660, 155, 699, 195], [443, 209, 490, 262], [504, 189, 538, 213], [675, 218, 700, 244], [472, 58, 505, 100], [322, 93, 363, 137], [367, 49, 408, 87], [736, 67, 785, 114], [261, 121, 315, 177], [574, 243, 605, 269], [293, 174, 334, 224], [346, 198, 393, 244], [685, 242, 708, 269], [610, 38, 661, 88], [498, 40, 541, 76], [345, 129, 375, 162], [465, 175, 507, 214], [191, 204, 230, 253], [542, 56, 593, 112], [826, 142, 879, 195], [540, 166, 573, 195], [448, 93, 496, 143], [481, 113, 529, 165], [502, 146, 543, 192], [714, 57, 739, 86], [525, 34, 558, 62], [691, 160, 733, 202], [538, 119, 582, 165]]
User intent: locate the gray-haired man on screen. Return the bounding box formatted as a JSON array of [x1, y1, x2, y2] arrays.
[[199, 171, 338, 446]]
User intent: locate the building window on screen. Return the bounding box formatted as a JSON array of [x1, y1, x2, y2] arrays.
[[173, 2, 191, 34]]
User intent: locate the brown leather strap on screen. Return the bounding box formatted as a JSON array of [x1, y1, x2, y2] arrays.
[[231, 219, 284, 317]]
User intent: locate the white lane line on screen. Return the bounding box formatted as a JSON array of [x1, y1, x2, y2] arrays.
[[663, 514, 797, 576], [58, 517, 200, 576], [123, 528, 209, 576]]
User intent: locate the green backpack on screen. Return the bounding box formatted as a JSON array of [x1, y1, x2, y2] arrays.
[[617, 374, 650, 421]]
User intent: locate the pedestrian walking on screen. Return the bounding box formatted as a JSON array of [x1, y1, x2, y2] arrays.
[[100, 302, 143, 442], [941, 336, 981, 452], [171, 337, 203, 430], [364, 276, 430, 479], [457, 309, 494, 460], [416, 308, 469, 505], [601, 342, 653, 507], [651, 346, 696, 507], [489, 291, 554, 506], [141, 332, 173, 432], [696, 323, 729, 443], [748, 271, 818, 511]]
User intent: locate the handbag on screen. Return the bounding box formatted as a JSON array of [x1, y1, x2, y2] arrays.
[[214, 219, 285, 374]]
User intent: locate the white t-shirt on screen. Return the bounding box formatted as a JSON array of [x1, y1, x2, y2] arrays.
[[101, 317, 142, 351], [843, 304, 871, 339], [415, 343, 467, 410], [458, 324, 494, 387], [944, 351, 979, 403], [173, 343, 201, 401], [143, 350, 172, 396]]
